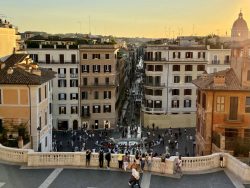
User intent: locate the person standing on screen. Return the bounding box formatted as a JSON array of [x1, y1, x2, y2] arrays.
[[140, 153, 146, 172], [146, 153, 152, 171], [123, 153, 130, 171], [160, 154, 166, 174], [105, 150, 111, 169], [99, 149, 104, 168], [118, 152, 123, 169], [220, 155, 224, 168], [86, 149, 91, 167], [175, 155, 182, 175]]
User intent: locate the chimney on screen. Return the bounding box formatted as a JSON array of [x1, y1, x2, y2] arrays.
[[214, 75, 225, 86]]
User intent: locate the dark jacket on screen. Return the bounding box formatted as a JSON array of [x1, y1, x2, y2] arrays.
[[105, 152, 111, 161]]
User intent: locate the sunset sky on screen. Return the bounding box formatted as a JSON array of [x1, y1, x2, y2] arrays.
[[0, 0, 249, 38]]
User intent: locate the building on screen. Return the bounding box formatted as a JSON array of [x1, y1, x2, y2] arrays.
[[0, 54, 55, 152], [0, 19, 22, 58], [206, 46, 231, 73], [79, 44, 125, 129], [26, 45, 80, 130], [231, 11, 249, 41], [193, 68, 250, 156]]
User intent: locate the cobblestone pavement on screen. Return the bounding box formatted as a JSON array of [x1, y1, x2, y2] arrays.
[[0, 163, 245, 188]]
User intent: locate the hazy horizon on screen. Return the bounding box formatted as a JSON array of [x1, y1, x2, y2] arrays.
[[1, 0, 249, 38]]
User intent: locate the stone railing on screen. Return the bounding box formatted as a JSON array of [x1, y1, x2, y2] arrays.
[[0, 144, 32, 163], [0, 144, 249, 182]]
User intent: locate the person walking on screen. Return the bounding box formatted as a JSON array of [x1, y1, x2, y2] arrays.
[[140, 153, 146, 172], [99, 149, 104, 168], [86, 149, 91, 167], [146, 153, 152, 171], [128, 166, 141, 188], [105, 150, 111, 169]]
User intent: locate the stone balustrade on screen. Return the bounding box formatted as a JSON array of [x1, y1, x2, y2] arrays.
[[0, 144, 249, 182]]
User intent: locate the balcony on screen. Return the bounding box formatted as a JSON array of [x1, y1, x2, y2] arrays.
[[58, 74, 66, 78], [171, 58, 207, 62], [141, 105, 165, 114], [224, 114, 244, 123], [70, 74, 78, 78], [144, 82, 165, 88], [144, 58, 166, 61], [82, 82, 116, 88], [211, 60, 220, 64]]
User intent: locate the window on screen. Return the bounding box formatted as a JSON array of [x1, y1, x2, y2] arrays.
[[93, 105, 101, 113], [172, 89, 179, 95], [94, 91, 99, 99], [247, 70, 250, 81], [58, 68, 66, 78], [44, 85, 47, 99], [245, 97, 250, 113], [178, 52, 181, 58], [104, 65, 111, 72], [173, 65, 180, 71], [185, 76, 192, 83], [70, 68, 78, 78], [145, 89, 153, 95], [45, 136, 47, 147], [94, 77, 99, 85], [83, 77, 88, 86], [81, 65, 89, 73], [71, 106, 78, 114], [59, 54, 64, 64], [155, 65, 163, 71], [59, 106, 66, 114], [92, 54, 100, 59], [82, 106, 90, 117], [184, 89, 192, 95], [202, 93, 206, 109], [104, 91, 111, 99], [45, 54, 50, 64], [154, 100, 162, 108], [147, 65, 154, 71], [58, 79, 67, 87], [58, 93, 66, 100], [71, 54, 76, 63], [171, 100, 179, 108], [198, 52, 201, 58], [83, 54, 87, 59], [154, 90, 162, 96], [216, 96, 225, 112], [81, 91, 88, 100], [203, 52, 206, 59], [38, 88, 41, 102], [173, 52, 176, 59], [103, 105, 111, 113], [224, 55, 230, 64], [70, 93, 78, 100], [49, 103, 52, 114], [185, 52, 193, 58], [0, 89, 1, 104], [39, 116, 42, 128], [45, 111, 47, 125], [173, 76, 180, 83], [70, 79, 78, 87], [146, 100, 153, 108], [93, 65, 100, 72], [197, 65, 205, 71], [184, 99, 191, 107], [105, 54, 110, 59], [229, 97, 238, 120], [105, 77, 109, 85], [185, 65, 193, 71]]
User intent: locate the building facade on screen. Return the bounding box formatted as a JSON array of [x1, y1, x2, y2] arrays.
[[79, 44, 125, 129], [27, 46, 80, 130], [0, 54, 55, 152]]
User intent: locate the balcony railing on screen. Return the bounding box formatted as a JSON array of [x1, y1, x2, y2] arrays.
[[144, 82, 165, 87], [212, 60, 220, 64], [224, 114, 244, 123], [58, 74, 66, 78], [82, 82, 116, 87], [141, 105, 165, 113], [70, 74, 78, 78], [144, 58, 166, 61]]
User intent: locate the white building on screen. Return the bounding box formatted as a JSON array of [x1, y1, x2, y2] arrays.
[[27, 45, 80, 130], [142, 44, 231, 128]]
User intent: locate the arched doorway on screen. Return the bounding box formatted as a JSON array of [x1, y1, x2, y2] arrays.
[[73, 120, 78, 130]]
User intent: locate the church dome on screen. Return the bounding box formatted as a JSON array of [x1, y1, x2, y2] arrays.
[[231, 11, 249, 40]]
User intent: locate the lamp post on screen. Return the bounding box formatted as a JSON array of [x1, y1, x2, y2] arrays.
[[37, 126, 41, 152]]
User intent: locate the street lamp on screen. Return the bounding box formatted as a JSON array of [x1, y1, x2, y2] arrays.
[[37, 126, 41, 152]]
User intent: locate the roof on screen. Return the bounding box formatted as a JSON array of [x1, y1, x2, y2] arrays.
[[0, 54, 55, 85], [232, 12, 248, 30], [192, 68, 249, 91]]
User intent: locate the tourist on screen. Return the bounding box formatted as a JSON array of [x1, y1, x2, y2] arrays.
[[161, 154, 166, 174], [99, 149, 104, 168], [105, 150, 111, 169], [146, 153, 152, 171], [140, 153, 146, 172], [220, 155, 224, 168], [86, 149, 91, 167], [118, 152, 123, 169], [123, 153, 130, 171], [128, 166, 141, 188], [175, 155, 182, 175]]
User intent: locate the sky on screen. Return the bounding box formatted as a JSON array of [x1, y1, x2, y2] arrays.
[[0, 0, 249, 38]]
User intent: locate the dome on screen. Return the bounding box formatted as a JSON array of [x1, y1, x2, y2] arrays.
[[232, 12, 248, 30], [231, 11, 249, 40]]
